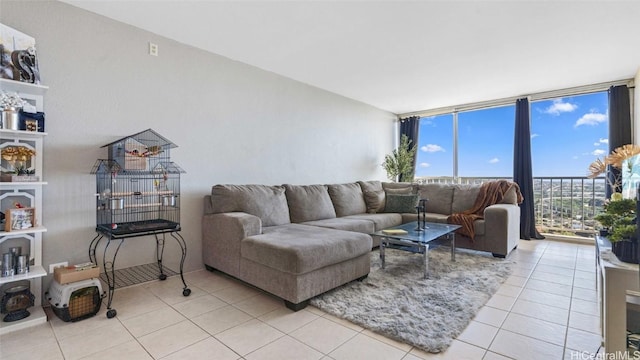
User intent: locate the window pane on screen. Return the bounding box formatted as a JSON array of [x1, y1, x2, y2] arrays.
[[415, 114, 453, 178], [531, 92, 608, 176], [458, 105, 515, 177]]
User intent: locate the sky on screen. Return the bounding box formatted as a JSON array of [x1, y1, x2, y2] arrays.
[[414, 91, 609, 178]]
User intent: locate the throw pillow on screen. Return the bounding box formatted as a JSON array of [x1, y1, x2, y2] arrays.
[[363, 190, 385, 213], [383, 194, 419, 213]]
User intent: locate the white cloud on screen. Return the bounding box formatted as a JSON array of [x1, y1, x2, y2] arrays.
[[592, 149, 607, 156], [531, 133, 539, 139], [593, 138, 609, 146], [421, 144, 445, 153], [419, 162, 430, 168], [575, 112, 607, 127], [489, 158, 499, 164], [544, 99, 578, 115]]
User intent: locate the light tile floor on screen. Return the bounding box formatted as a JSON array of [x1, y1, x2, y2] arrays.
[[0, 239, 603, 360]]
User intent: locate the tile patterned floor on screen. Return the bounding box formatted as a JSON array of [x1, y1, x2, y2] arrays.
[[0, 239, 602, 360]]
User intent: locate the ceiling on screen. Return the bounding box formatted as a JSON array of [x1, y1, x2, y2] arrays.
[[60, 1, 640, 115]]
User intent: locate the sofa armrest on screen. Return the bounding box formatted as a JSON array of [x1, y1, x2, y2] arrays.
[[202, 212, 262, 277], [483, 204, 520, 256]]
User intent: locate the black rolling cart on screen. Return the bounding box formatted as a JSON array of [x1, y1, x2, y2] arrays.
[[88, 129, 190, 319]]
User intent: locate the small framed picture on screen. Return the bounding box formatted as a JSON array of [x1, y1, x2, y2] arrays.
[[25, 119, 38, 132], [4, 207, 35, 232]]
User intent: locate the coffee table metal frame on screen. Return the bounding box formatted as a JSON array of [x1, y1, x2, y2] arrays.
[[372, 222, 461, 279]]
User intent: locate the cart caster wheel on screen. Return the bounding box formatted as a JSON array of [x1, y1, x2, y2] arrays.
[[106, 309, 117, 318], [183, 288, 191, 297], [159, 274, 167, 281]]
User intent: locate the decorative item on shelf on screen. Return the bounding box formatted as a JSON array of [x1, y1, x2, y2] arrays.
[[0, 24, 41, 84], [1, 284, 35, 322], [19, 111, 45, 132], [1, 145, 38, 181], [0, 91, 26, 130], [595, 198, 638, 263], [1, 252, 14, 277], [4, 207, 36, 232], [382, 134, 417, 182]]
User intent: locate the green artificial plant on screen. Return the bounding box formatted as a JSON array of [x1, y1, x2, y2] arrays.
[[382, 134, 417, 182], [595, 198, 637, 242]]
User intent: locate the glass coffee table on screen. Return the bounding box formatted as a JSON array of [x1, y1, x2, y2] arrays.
[[371, 222, 461, 278]]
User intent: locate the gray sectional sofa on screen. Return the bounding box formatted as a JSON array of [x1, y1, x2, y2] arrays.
[[202, 180, 521, 310]]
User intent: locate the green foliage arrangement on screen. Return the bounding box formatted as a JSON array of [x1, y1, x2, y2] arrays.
[[595, 198, 637, 242], [382, 134, 417, 182]]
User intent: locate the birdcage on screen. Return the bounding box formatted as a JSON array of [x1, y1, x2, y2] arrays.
[[90, 129, 185, 237]]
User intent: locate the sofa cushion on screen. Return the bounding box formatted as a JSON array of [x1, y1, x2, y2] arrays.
[[327, 183, 368, 217], [383, 194, 419, 213], [363, 190, 385, 213], [242, 224, 372, 274], [358, 180, 383, 193], [343, 213, 403, 231], [211, 184, 291, 227], [451, 184, 482, 214], [302, 218, 375, 233], [284, 184, 336, 223], [416, 183, 454, 215]]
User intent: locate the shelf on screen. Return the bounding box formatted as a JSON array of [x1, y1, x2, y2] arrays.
[[0, 306, 47, 335], [0, 226, 47, 238], [0, 265, 46, 285], [0, 78, 48, 95], [0, 129, 48, 137], [0, 181, 48, 186]]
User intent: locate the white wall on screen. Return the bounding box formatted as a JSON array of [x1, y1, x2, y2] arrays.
[[1, 1, 395, 290]]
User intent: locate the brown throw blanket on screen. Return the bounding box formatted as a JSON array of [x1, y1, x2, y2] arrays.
[[447, 180, 524, 241]]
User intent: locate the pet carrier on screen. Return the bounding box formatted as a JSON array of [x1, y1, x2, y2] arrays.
[[46, 278, 103, 322]]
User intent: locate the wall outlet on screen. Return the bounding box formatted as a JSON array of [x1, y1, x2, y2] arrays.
[[149, 42, 158, 56], [49, 262, 68, 273]]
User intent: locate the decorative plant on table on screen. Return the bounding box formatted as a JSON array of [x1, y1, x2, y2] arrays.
[[589, 144, 640, 263], [382, 134, 417, 182], [594, 198, 636, 241]]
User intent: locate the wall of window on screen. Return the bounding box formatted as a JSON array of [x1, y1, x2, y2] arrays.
[[414, 91, 608, 180]]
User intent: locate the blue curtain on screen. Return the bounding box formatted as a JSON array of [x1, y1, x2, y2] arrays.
[[513, 98, 544, 240], [399, 116, 420, 182], [606, 85, 632, 198]]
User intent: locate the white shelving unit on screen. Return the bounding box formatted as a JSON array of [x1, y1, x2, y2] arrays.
[[596, 236, 640, 355], [1, 79, 48, 334]]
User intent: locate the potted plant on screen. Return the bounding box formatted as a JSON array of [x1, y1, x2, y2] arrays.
[[595, 198, 638, 263], [381, 134, 417, 182]]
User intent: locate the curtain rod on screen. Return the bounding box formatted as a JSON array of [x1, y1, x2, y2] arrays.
[[398, 78, 635, 119]]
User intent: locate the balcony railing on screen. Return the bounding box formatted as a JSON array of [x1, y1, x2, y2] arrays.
[[415, 176, 607, 239]]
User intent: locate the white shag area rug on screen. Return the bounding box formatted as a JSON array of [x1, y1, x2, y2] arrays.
[[309, 246, 513, 353]]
